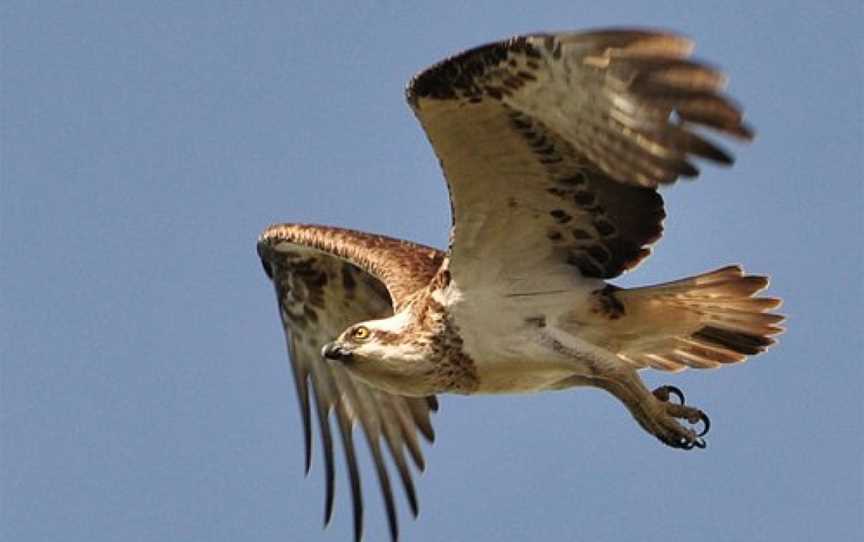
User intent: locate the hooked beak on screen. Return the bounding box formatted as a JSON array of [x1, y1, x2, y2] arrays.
[[321, 341, 353, 363]]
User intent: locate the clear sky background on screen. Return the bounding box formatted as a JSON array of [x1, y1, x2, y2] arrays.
[[3, 2, 862, 541]]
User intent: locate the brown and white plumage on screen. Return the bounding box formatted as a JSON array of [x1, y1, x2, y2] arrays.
[[258, 28, 783, 542], [258, 227, 443, 541]]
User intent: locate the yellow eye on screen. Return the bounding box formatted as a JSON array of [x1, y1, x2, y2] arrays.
[[352, 326, 371, 341]]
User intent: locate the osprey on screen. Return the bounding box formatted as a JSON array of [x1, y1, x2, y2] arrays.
[[258, 29, 783, 542]]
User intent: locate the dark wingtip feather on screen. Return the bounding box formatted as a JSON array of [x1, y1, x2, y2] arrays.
[[736, 121, 756, 141], [678, 106, 753, 142], [394, 455, 419, 517], [303, 423, 312, 474], [364, 437, 400, 542], [689, 135, 734, 165], [317, 405, 336, 525], [286, 339, 313, 474], [692, 325, 775, 356], [334, 415, 364, 542], [376, 397, 422, 518], [380, 467, 400, 542], [678, 160, 699, 177]]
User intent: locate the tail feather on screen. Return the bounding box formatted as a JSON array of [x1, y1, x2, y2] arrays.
[[692, 325, 776, 355], [682, 306, 784, 335], [670, 296, 781, 311], [673, 342, 744, 366], [603, 265, 784, 372]]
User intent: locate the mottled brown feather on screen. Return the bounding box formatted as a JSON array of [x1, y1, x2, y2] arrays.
[[260, 223, 444, 309]]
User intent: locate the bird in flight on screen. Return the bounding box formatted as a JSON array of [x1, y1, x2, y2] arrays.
[[258, 28, 783, 542]]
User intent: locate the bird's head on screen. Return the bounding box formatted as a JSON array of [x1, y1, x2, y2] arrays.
[[320, 313, 437, 396]]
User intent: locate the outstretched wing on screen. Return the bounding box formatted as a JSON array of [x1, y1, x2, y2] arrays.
[[258, 224, 444, 542], [407, 29, 752, 291]]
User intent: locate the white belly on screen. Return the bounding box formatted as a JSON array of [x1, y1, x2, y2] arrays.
[[442, 282, 620, 394], [472, 359, 580, 393], [468, 326, 620, 394]]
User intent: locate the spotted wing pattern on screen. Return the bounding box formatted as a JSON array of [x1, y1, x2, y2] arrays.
[[258, 224, 444, 542], [407, 29, 752, 287]]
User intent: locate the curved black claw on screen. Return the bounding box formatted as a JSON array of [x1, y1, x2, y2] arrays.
[[677, 435, 707, 450], [654, 385, 686, 405], [696, 411, 711, 437]]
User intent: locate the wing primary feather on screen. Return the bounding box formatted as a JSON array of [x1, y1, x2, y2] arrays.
[[629, 82, 747, 129], [285, 335, 312, 474], [390, 445, 419, 517], [626, 57, 727, 92], [377, 395, 420, 516], [408, 399, 436, 442], [571, 117, 686, 185], [334, 405, 364, 542], [365, 433, 400, 542], [309, 377, 337, 525], [347, 378, 402, 541], [658, 124, 734, 164], [392, 401, 427, 471]]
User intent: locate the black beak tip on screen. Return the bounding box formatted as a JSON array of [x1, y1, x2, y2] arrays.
[[321, 342, 352, 362], [321, 342, 336, 360]]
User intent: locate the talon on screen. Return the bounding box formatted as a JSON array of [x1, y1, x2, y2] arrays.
[[678, 433, 706, 450], [653, 385, 685, 405], [697, 412, 711, 437], [638, 385, 710, 452]]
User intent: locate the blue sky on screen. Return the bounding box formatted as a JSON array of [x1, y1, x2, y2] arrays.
[[2, 2, 862, 541]]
